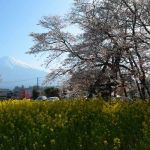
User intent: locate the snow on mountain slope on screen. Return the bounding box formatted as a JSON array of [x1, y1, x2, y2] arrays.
[[0, 56, 59, 89], [0, 56, 34, 70]]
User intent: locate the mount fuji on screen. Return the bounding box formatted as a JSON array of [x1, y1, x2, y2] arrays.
[[0, 56, 50, 89]]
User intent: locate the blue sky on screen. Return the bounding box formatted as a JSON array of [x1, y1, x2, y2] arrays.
[[0, 0, 73, 69]]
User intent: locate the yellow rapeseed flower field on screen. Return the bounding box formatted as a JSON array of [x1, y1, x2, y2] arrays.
[[0, 99, 149, 150]]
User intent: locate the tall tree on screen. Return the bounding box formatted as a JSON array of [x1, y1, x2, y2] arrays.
[[28, 0, 150, 100]]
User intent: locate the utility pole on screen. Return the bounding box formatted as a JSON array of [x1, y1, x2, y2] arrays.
[[37, 77, 39, 89]]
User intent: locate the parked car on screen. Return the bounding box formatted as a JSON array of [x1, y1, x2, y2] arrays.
[[47, 97, 60, 101], [36, 96, 47, 100]]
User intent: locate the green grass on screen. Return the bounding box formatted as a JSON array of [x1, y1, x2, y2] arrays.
[[0, 99, 149, 150]]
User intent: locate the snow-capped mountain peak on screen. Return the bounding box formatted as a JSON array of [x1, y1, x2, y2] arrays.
[[0, 56, 47, 89], [0, 56, 33, 69], [0, 56, 61, 89]]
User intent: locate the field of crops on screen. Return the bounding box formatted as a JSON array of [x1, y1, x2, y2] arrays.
[[0, 99, 149, 150]]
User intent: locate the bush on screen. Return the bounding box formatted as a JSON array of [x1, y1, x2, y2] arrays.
[[44, 87, 59, 97]]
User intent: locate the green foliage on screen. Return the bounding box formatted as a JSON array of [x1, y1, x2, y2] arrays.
[[44, 87, 59, 97], [0, 99, 149, 149], [32, 88, 40, 99]]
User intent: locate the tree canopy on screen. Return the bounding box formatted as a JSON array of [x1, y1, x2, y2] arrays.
[[28, 0, 150, 100]]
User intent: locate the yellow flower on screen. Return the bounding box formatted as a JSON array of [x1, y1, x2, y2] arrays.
[[50, 139, 56, 145], [104, 140, 108, 145], [50, 128, 54, 132]]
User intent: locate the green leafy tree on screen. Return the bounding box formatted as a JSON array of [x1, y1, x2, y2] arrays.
[[32, 87, 40, 99], [44, 87, 59, 97]]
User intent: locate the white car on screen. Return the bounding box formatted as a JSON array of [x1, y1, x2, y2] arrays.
[[47, 97, 60, 101], [36, 96, 47, 100]]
